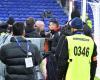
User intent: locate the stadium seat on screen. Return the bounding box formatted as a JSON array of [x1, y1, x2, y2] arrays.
[[0, 0, 68, 29]]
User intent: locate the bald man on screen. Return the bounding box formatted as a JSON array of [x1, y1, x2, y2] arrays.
[[35, 20, 45, 37]]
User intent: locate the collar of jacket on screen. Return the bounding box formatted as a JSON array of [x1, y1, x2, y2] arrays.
[[10, 36, 30, 42], [26, 28, 36, 33]]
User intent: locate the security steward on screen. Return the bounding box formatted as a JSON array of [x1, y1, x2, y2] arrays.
[[56, 17, 97, 80]]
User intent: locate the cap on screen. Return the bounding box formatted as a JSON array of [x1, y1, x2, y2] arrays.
[[70, 17, 83, 29]]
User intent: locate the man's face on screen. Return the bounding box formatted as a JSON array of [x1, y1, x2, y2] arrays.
[[49, 22, 58, 30], [35, 21, 45, 31]]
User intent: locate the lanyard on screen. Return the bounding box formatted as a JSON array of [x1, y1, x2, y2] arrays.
[[14, 37, 30, 56]]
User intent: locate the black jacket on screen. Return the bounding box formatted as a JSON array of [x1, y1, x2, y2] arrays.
[[0, 36, 41, 80], [25, 29, 41, 38], [51, 31, 60, 53], [46, 31, 60, 80]]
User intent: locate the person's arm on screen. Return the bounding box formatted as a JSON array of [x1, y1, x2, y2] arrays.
[[55, 34, 66, 60], [30, 43, 42, 65], [34, 44, 42, 65], [51, 33, 60, 53], [57, 38, 69, 80], [40, 58, 47, 80], [0, 46, 6, 64], [90, 43, 97, 80]]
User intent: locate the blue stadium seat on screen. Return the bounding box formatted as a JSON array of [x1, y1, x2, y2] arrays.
[[0, 0, 68, 29]]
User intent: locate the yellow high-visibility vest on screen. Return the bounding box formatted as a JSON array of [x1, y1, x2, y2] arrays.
[[86, 19, 92, 29], [65, 34, 94, 80]]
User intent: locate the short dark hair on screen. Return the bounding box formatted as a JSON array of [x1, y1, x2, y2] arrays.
[[26, 17, 35, 27], [49, 19, 59, 27], [7, 16, 15, 25], [13, 22, 25, 36]]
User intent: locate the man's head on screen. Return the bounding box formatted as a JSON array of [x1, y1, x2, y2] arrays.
[[6, 17, 15, 33], [35, 20, 45, 31], [70, 17, 83, 32], [13, 22, 25, 36], [26, 17, 35, 28], [49, 19, 59, 31], [7, 16, 15, 25]]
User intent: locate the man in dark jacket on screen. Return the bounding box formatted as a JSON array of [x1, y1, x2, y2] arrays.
[[48, 19, 61, 52], [0, 22, 42, 80], [25, 17, 41, 38], [56, 17, 97, 80], [46, 19, 61, 80]]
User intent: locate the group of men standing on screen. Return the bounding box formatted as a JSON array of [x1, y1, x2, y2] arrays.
[[0, 8, 97, 80]]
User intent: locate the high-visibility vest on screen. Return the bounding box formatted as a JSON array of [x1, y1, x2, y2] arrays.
[[86, 19, 92, 29], [65, 34, 94, 80], [81, 15, 92, 29]]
